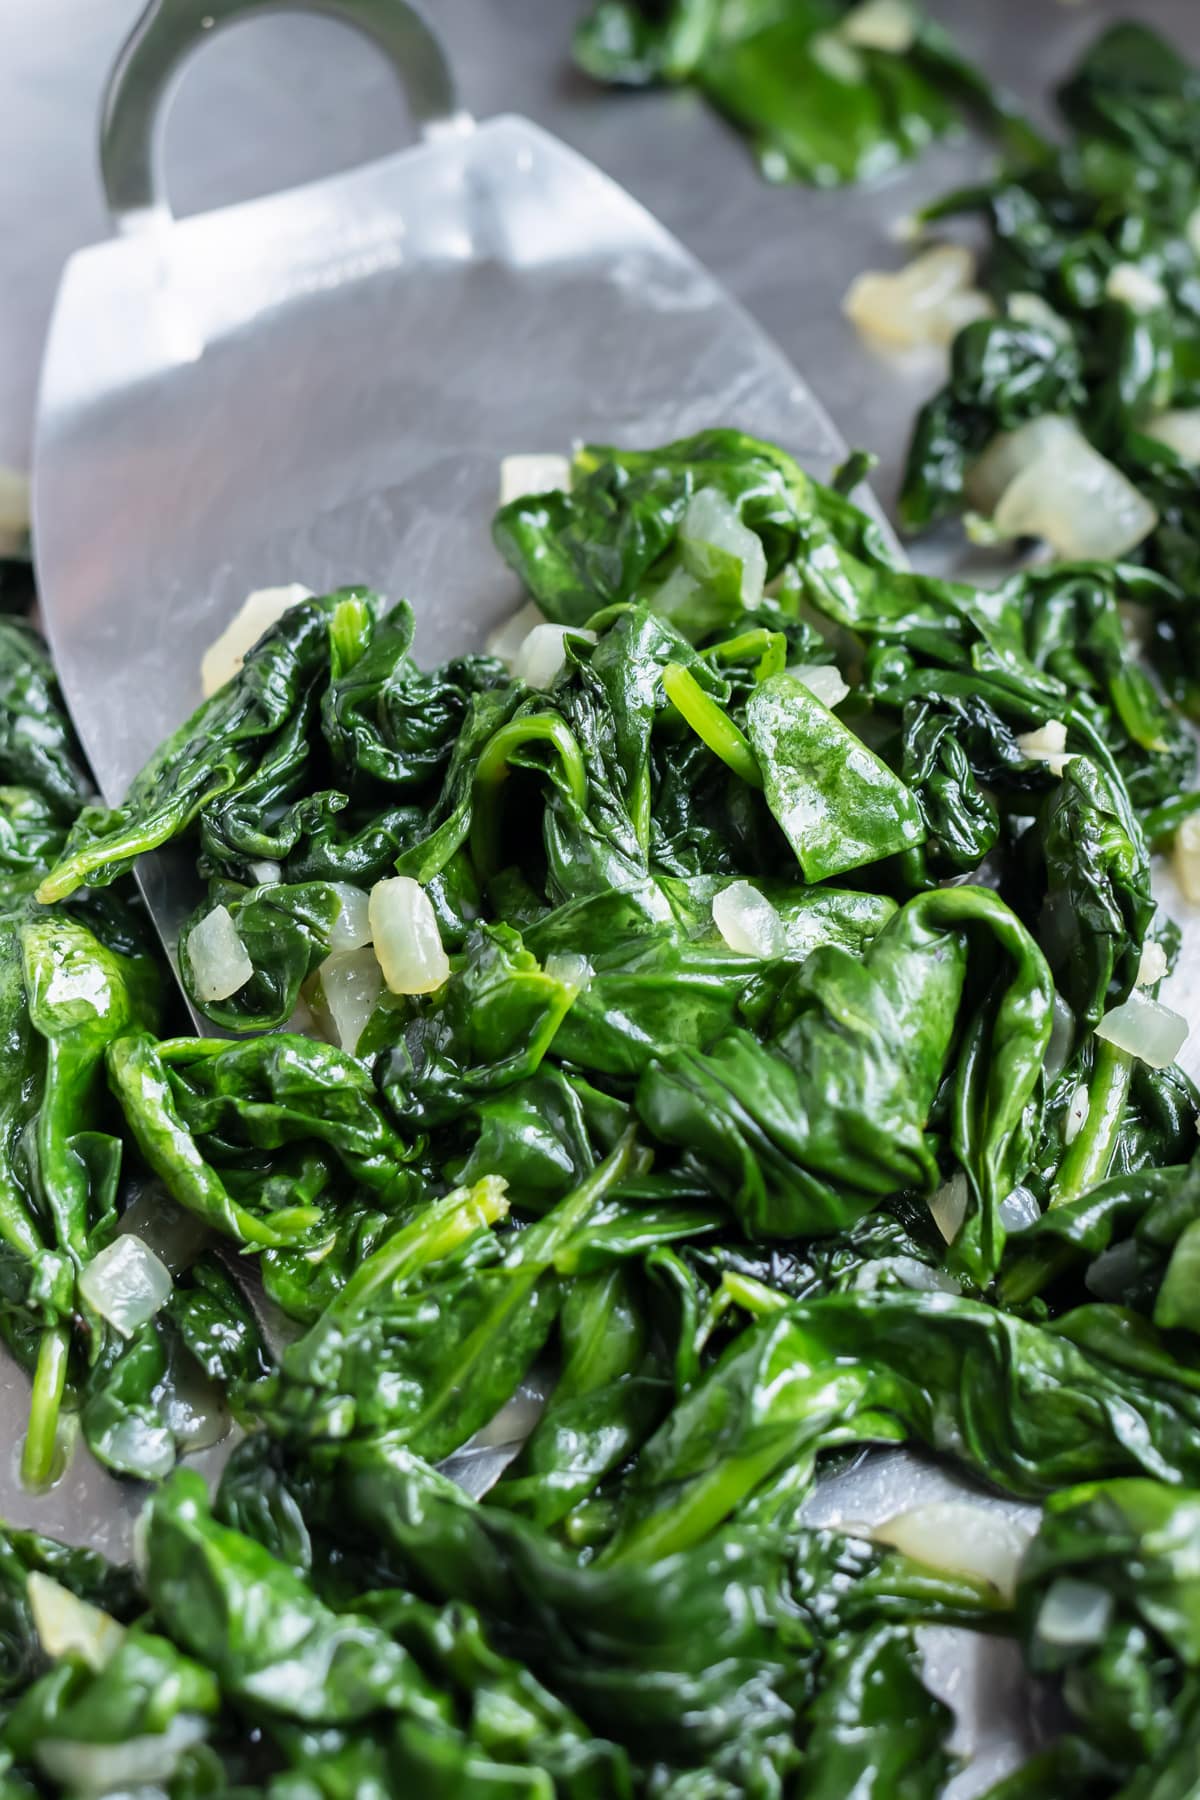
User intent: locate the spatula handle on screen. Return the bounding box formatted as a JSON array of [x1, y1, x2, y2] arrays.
[[100, 0, 470, 233]]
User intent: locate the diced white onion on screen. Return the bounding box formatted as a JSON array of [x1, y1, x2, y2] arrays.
[[872, 1503, 1035, 1602], [543, 951, 592, 992], [0, 465, 31, 557], [839, 0, 917, 52], [1007, 292, 1072, 341], [1105, 262, 1167, 313], [1144, 410, 1200, 464], [38, 1715, 209, 1794], [967, 416, 1078, 514], [485, 599, 546, 670], [200, 583, 312, 698], [498, 453, 571, 506], [844, 245, 991, 350], [971, 417, 1157, 561], [368, 877, 450, 996], [78, 1236, 173, 1338], [27, 1573, 125, 1672], [327, 882, 372, 951], [998, 1186, 1041, 1232], [1063, 1083, 1091, 1146], [651, 564, 703, 623], [712, 881, 787, 960], [1037, 1577, 1113, 1647], [1016, 718, 1075, 779], [513, 623, 597, 691], [929, 1171, 968, 1244], [785, 662, 850, 709], [680, 488, 766, 610], [248, 859, 282, 886], [856, 1255, 961, 1296], [186, 904, 253, 1003], [810, 31, 865, 82], [1095, 991, 1188, 1069], [317, 948, 383, 1055], [1136, 941, 1168, 988], [1175, 815, 1200, 906]]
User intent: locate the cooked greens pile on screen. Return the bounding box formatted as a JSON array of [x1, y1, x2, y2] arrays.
[[0, 424, 1196, 1793], [573, 0, 1036, 187], [900, 23, 1200, 715]]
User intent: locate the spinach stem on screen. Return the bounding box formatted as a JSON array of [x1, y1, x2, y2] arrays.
[[22, 1325, 68, 1491], [470, 715, 588, 880], [1051, 1040, 1132, 1209], [662, 662, 762, 788]]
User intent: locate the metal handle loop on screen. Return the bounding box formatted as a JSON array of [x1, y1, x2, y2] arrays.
[[100, 0, 469, 233]]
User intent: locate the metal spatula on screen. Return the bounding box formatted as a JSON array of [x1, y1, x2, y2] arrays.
[[32, 0, 877, 978]]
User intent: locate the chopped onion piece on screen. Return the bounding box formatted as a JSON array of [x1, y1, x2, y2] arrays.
[[713, 881, 787, 959], [1106, 262, 1167, 313], [544, 951, 592, 992], [840, 0, 916, 52], [680, 488, 766, 610], [873, 1502, 1034, 1601], [1136, 941, 1168, 988], [328, 882, 372, 951], [1175, 814, 1200, 906], [810, 31, 864, 82], [485, 599, 546, 670], [28, 1573, 125, 1671], [1016, 718, 1074, 779], [844, 245, 991, 350], [79, 1235, 173, 1338], [856, 1255, 960, 1295], [248, 858, 282, 886], [38, 1714, 209, 1794], [513, 622, 597, 691], [317, 948, 383, 1054], [1037, 1577, 1113, 1647], [200, 583, 312, 697], [369, 877, 450, 996], [929, 1171, 968, 1243], [498, 453, 570, 506], [1007, 292, 1072, 341], [977, 418, 1157, 561], [1145, 409, 1200, 464], [1095, 991, 1188, 1069], [1188, 207, 1200, 259], [785, 662, 849, 709], [0, 465, 30, 557], [998, 1186, 1040, 1232], [967, 416, 1079, 514], [186, 904, 253, 1003], [1063, 1083, 1091, 1146]]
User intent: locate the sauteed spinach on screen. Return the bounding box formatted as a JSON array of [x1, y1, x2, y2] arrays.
[[900, 23, 1200, 715], [0, 418, 1195, 1791], [573, 0, 1038, 186]]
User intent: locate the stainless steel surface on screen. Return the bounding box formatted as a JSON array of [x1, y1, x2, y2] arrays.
[[4, 4, 1200, 1790]]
